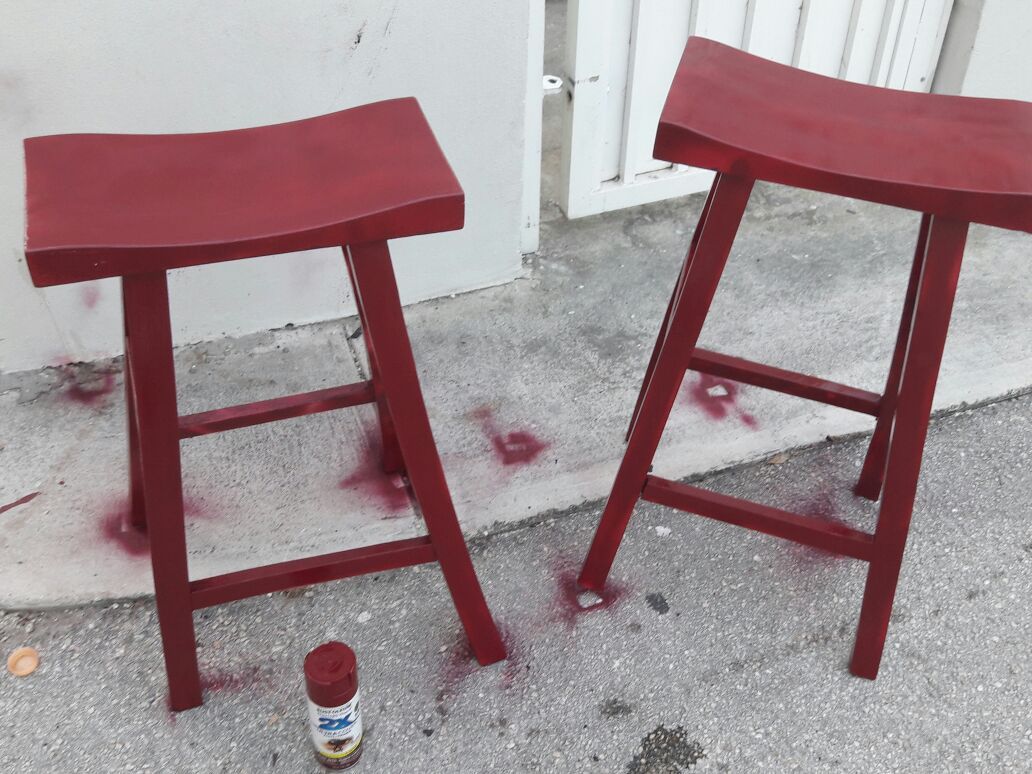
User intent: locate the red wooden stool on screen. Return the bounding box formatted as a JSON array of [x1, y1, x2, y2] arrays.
[[24, 98, 506, 710], [579, 39, 1032, 678]]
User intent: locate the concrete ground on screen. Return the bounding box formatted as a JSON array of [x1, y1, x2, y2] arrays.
[[2, 180, 1030, 606], [1, 393, 1029, 772], [2, 0, 1030, 608]]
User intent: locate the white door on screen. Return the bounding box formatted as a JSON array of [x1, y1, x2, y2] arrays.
[[559, 0, 955, 218]]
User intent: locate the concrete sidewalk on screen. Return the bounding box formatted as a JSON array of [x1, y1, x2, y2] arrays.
[[1, 394, 1028, 772], [2, 181, 1031, 607]]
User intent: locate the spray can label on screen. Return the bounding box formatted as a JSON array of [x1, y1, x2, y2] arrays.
[[307, 689, 363, 769]]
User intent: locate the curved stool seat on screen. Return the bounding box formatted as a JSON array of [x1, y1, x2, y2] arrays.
[[656, 38, 1032, 233], [23, 98, 504, 711], [25, 97, 463, 285], [580, 37, 1031, 682]]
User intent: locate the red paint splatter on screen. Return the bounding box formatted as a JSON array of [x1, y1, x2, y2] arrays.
[[436, 625, 529, 704], [99, 495, 215, 558], [57, 364, 117, 408], [165, 666, 265, 719], [499, 626, 530, 690], [339, 434, 410, 516], [0, 491, 41, 516], [100, 505, 149, 558], [181, 495, 213, 521], [552, 560, 629, 630], [738, 410, 759, 429], [201, 665, 265, 694], [472, 406, 550, 467], [80, 284, 101, 309], [437, 634, 478, 704], [683, 374, 758, 430]]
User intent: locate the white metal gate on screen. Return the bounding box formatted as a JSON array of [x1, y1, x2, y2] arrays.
[[559, 0, 955, 218]]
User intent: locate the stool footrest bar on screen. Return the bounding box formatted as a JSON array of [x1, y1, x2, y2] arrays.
[[178, 381, 376, 438], [642, 475, 874, 561], [689, 348, 881, 416], [190, 535, 436, 609]]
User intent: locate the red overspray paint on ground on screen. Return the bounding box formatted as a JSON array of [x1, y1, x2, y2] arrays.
[[201, 665, 265, 693], [100, 507, 149, 557], [166, 666, 265, 722], [338, 437, 410, 516], [436, 625, 529, 703], [0, 491, 41, 516], [684, 374, 758, 429], [57, 364, 117, 408], [80, 284, 101, 309], [499, 626, 530, 690], [472, 406, 550, 466], [99, 495, 213, 558], [553, 561, 629, 630], [437, 634, 478, 703], [789, 489, 855, 565]]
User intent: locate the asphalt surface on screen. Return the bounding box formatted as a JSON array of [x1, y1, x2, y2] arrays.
[[2, 392, 1029, 772]]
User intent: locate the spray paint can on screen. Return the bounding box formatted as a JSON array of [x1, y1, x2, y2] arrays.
[[305, 641, 363, 770]]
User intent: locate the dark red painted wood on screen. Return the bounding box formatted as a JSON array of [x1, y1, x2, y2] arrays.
[[582, 38, 1023, 681], [122, 271, 201, 711], [24, 98, 464, 286], [690, 348, 882, 416], [851, 216, 968, 679], [24, 100, 503, 710], [642, 475, 874, 561], [121, 286, 146, 530], [656, 38, 1032, 233], [579, 173, 755, 591], [344, 248, 405, 475], [627, 183, 717, 441], [178, 382, 375, 439], [855, 214, 931, 501], [191, 536, 436, 610], [346, 242, 506, 666]]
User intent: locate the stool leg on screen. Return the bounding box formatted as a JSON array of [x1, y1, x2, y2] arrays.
[[345, 242, 506, 665], [627, 181, 718, 441], [850, 216, 968, 679], [122, 272, 202, 710], [855, 213, 931, 501], [580, 174, 754, 590], [345, 257, 405, 475], [122, 299, 146, 529]]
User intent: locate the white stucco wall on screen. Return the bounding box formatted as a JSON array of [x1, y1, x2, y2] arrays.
[[934, 0, 1032, 100], [0, 1, 531, 372]]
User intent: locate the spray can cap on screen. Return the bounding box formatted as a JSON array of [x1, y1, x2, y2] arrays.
[[304, 641, 358, 707]]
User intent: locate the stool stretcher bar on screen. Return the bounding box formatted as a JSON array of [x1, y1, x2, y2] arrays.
[[580, 36, 1027, 682], [641, 476, 875, 562], [178, 381, 376, 439], [190, 535, 436, 609], [689, 349, 881, 417]]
